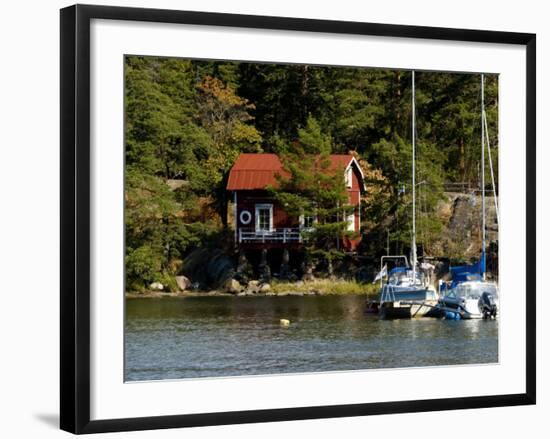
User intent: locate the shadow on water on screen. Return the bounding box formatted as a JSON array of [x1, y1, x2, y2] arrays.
[[125, 296, 498, 381]]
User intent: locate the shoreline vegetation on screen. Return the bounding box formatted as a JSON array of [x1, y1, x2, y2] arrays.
[[126, 278, 379, 299]]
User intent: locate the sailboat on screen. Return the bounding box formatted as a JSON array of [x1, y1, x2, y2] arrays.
[[437, 74, 499, 319], [378, 71, 438, 319]]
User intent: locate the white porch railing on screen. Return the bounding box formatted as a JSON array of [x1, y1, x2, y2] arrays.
[[238, 228, 303, 244]]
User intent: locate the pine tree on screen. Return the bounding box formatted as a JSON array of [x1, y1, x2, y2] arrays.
[[269, 117, 354, 270]]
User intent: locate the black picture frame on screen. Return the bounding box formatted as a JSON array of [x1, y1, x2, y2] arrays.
[[60, 4, 536, 434]]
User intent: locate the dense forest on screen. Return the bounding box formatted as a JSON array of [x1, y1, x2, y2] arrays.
[[124, 55, 498, 291]]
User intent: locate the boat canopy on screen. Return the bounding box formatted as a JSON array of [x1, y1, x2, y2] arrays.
[[449, 261, 483, 288], [387, 267, 423, 287], [454, 281, 498, 299], [388, 267, 409, 276]]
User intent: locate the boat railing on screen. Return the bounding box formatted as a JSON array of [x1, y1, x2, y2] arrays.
[[379, 255, 410, 289], [380, 285, 397, 305]]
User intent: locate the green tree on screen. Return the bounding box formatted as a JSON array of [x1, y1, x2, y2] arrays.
[[269, 117, 354, 271], [196, 75, 262, 226]]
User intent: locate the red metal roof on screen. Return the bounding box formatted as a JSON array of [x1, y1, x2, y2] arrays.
[[227, 153, 355, 190]]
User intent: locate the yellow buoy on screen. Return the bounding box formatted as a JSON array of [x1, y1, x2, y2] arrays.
[[280, 319, 290, 326]]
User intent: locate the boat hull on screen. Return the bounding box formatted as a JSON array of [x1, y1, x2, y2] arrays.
[[379, 299, 440, 319], [437, 299, 484, 319], [438, 281, 499, 319]]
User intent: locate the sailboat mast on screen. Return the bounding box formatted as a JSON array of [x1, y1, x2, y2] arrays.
[[412, 70, 417, 279], [481, 74, 486, 280]]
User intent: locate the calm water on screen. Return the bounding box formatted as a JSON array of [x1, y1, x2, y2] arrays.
[[125, 296, 498, 381]]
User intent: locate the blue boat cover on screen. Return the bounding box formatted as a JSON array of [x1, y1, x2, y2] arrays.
[[449, 258, 483, 288], [389, 267, 409, 276]]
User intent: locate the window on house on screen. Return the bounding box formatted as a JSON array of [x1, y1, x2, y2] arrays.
[[255, 204, 273, 232], [345, 167, 353, 188], [300, 214, 316, 230], [303, 215, 316, 229], [346, 209, 355, 232], [300, 206, 317, 231]]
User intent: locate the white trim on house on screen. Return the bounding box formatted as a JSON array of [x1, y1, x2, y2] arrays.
[[255, 203, 273, 232], [358, 202, 361, 233], [345, 157, 366, 191], [233, 191, 237, 242]]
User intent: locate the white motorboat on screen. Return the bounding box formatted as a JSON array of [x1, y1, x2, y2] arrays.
[[438, 279, 498, 319]]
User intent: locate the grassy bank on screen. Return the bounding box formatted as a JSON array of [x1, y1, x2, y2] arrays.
[[270, 279, 378, 297], [127, 279, 380, 298]]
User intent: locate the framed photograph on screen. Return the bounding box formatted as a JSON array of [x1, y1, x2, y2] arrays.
[[60, 4, 536, 434]]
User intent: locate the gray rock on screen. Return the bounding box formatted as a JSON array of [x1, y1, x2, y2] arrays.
[[246, 281, 260, 294], [149, 282, 164, 291], [224, 278, 242, 294], [175, 275, 192, 291], [259, 283, 271, 293], [182, 248, 236, 289]]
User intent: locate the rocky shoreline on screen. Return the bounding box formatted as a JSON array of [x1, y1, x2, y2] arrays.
[[125, 289, 331, 299], [127, 276, 376, 299]]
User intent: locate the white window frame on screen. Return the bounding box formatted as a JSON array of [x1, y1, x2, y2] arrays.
[[255, 203, 273, 233], [299, 213, 317, 231], [345, 166, 353, 188], [346, 208, 355, 232]]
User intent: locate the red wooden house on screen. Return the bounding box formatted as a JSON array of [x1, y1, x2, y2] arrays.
[[226, 153, 366, 252]]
